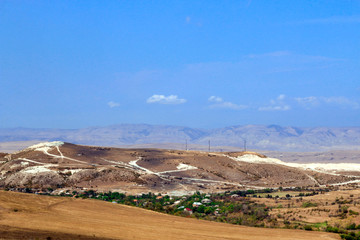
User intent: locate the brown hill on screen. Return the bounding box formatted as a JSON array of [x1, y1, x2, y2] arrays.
[[0, 142, 358, 194], [0, 190, 339, 240]]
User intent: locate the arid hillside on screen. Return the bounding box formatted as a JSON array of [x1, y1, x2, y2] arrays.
[[1, 142, 360, 195], [0, 190, 340, 240], [260, 189, 360, 230]]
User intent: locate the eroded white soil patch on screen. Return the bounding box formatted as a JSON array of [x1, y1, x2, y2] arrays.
[[230, 154, 360, 174], [129, 158, 154, 174], [27, 141, 64, 152], [21, 166, 54, 174], [59, 169, 83, 174], [176, 163, 197, 171]]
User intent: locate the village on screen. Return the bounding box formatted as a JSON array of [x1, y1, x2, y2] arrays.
[[5, 185, 360, 239]]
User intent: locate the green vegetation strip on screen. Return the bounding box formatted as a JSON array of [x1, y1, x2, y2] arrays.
[[6, 187, 360, 240]]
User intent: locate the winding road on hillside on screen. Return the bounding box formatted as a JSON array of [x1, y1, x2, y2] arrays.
[[7, 142, 360, 190]]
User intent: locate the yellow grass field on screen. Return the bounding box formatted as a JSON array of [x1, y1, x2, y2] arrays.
[[0, 191, 340, 240]]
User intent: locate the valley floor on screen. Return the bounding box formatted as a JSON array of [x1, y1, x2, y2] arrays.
[[0, 191, 339, 240]]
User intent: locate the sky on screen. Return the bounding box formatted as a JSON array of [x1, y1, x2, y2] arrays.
[[1, 0, 360, 129]]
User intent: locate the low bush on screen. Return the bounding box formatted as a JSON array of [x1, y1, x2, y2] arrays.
[[302, 201, 318, 208], [304, 225, 312, 231]]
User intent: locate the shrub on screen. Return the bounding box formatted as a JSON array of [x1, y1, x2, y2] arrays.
[[340, 233, 357, 240], [349, 210, 359, 216], [304, 225, 312, 231], [346, 223, 356, 230], [326, 225, 339, 233], [302, 201, 318, 208]]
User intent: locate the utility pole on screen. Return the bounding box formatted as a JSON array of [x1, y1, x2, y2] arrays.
[[208, 140, 211, 152], [240, 138, 247, 152], [185, 139, 188, 151]]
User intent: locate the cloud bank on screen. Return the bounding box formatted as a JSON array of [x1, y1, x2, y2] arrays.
[[295, 96, 359, 109], [147, 94, 187, 104], [259, 94, 291, 111], [208, 96, 247, 110]]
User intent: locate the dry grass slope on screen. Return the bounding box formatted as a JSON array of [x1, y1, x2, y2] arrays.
[[0, 191, 339, 240]]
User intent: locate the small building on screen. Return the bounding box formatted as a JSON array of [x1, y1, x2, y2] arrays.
[[184, 208, 193, 214], [214, 208, 221, 215], [192, 202, 202, 207], [231, 194, 240, 198], [201, 198, 212, 204]]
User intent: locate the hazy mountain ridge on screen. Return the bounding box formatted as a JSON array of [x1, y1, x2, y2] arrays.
[[1, 124, 360, 151]]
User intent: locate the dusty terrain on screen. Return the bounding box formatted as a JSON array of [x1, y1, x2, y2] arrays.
[[0, 190, 339, 240], [261, 150, 360, 163], [255, 188, 360, 229], [0, 142, 360, 195]]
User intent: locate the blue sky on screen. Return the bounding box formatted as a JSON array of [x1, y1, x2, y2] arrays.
[[1, 0, 359, 129]]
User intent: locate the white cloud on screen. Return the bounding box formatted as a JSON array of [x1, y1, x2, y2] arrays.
[[277, 94, 286, 101], [147, 94, 186, 104], [322, 97, 357, 107], [259, 94, 291, 111], [295, 96, 319, 109], [295, 96, 318, 104], [296, 96, 359, 109], [208, 96, 247, 110], [107, 101, 120, 108], [208, 96, 223, 103], [258, 105, 291, 111]]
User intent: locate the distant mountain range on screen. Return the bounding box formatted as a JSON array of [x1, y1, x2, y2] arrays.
[[1, 124, 360, 151]]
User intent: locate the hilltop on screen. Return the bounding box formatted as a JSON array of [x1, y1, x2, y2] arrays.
[[1, 141, 360, 195]]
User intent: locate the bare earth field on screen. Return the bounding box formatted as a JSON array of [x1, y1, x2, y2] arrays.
[[0, 190, 339, 240], [255, 189, 360, 229]]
